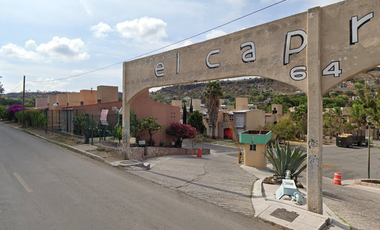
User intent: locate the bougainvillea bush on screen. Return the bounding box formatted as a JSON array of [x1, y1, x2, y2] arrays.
[[5, 104, 25, 121], [166, 122, 196, 147]]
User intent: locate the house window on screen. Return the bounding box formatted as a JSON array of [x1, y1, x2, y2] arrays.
[[235, 114, 245, 128], [250, 144, 256, 151]]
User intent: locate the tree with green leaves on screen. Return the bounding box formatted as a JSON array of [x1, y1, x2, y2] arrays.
[[349, 103, 366, 128], [291, 104, 307, 140], [0, 76, 4, 97], [203, 81, 223, 139], [0, 105, 5, 120], [137, 116, 164, 146], [357, 84, 380, 128], [266, 113, 295, 143], [189, 98, 193, 114], [188, 110, 205, 135], [182, 103, 187, 124]]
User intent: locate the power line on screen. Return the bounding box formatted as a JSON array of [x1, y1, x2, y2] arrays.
[[8, 81, 23, 93], [30, 0, 286, 83]]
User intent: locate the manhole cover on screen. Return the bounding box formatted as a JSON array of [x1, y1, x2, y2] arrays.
[[270, 208, 299, 222]]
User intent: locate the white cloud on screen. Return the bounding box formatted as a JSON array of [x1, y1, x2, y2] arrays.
[[0, 43, 43, 61], [158, 39, 194, 53], [36, 36, 90, 61], [25, 40, 37, 49], [205, 29, 227, 39], [116, 17, 168, 43], [79, 0, 93, 16], [225, 0, 247, 7], [28, 77, 69, 91], [91, 22, 113, 38]]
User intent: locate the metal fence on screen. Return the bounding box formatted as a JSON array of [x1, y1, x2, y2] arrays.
[[43, 109, 137, 145]]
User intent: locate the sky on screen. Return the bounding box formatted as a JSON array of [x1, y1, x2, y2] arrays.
[[0, 0, 342, 94]]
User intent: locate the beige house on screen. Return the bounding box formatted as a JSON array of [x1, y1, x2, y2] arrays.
[[80, 89, 97, 105], [35, 98, 48, 108], [264, 104, 283, 125], [97, 85, 118, 103], [171, 100, 182, 108]]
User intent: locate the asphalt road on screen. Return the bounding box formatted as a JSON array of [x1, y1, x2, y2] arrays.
[[321, 143, 380, 230], [322, 143, 380, 180], [187, 140, 380, 230], [0, 123, 276, 230]]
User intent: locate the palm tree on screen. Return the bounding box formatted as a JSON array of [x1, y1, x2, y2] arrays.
[[350, 103, 366, 128], [203, 81, 223, 139]]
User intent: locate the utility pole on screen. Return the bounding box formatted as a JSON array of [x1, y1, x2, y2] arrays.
[[366, 116, 372, 179], [22, 76, 25, 128]]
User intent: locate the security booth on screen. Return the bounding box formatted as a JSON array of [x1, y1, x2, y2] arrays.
[[239, 130, 272, 169]]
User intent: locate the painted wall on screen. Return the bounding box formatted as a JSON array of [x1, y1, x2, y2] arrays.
[[235, 97, 248, 111], [80, 90, 98, 105], [171, 100, 182, 108], [71, 101, 122, 115], [204, 110, 224, 137], [56, 94, 68, 107], [192, 99, 201, 110], [246, 109, 266, 130], [243, 143, 267, 169], [47, 95, 57, 108], [271, 104, 283, 116], [97, 85, 118, 103], [67, 93, 81, 106], [131, 89, 180, 146], [35, 98, 48, 108]]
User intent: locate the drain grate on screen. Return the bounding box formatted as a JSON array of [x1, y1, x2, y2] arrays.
[[270, 208, 299, 222]]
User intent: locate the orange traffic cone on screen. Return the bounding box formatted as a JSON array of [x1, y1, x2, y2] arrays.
[[333, 172, 342, 185]]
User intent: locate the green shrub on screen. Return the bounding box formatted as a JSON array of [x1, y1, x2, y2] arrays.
[[112, 125, 123, 143], [0, 106, 6, 120], [15, 110, 47, 128], [73, 112, 87, 135]]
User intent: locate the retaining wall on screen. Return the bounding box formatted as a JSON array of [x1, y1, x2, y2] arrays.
[[127, 147, 210, 161]]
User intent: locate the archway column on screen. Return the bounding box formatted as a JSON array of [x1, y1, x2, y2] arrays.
[[122, 65, 131, 160], [306, 7, 323, 214]]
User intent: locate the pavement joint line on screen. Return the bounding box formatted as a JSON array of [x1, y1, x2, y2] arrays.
[[13, 172, 33, 193]]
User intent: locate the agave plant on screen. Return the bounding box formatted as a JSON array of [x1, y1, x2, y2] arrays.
[[265, 141, 307, 181]]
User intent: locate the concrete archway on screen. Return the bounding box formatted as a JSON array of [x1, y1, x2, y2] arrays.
[[123, 0, 380, 214]]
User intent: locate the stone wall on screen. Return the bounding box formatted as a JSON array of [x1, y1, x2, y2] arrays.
[[127, 147, 210, 161]]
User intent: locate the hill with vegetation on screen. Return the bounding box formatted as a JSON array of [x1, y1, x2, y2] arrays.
[[150, 77, 299, 105]]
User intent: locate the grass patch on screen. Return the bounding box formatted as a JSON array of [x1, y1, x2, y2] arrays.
[[97, 146, 106, 152]]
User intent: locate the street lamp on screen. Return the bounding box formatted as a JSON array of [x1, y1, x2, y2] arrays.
[[366, 116, 372, 179]]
